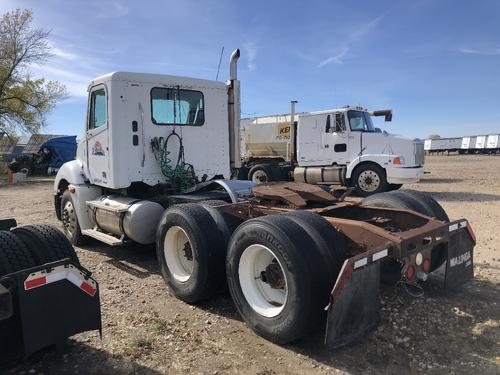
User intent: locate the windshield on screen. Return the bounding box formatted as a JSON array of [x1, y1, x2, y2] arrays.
[[347, 110, 375, 132]]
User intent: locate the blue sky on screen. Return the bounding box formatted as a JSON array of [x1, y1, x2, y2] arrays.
[[1, 0, 499, 139]]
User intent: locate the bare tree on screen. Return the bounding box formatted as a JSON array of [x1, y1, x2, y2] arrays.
[[0, 9, 67, 136]]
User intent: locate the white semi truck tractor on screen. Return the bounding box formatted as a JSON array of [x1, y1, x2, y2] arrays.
[[53, 49, 475, 347], [241, 103, 425, 196]]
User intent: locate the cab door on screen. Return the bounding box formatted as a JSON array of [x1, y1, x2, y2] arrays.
[[86, 85, 110, 185], [321, 112, 350, 164]]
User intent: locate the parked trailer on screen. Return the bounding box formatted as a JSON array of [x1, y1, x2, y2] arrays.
[[424, 137, 462, 154], [486, 134, 500, 154], [53, 49, 475, 347], [0, 219, 101, 362], [460, 136, 475, 154]]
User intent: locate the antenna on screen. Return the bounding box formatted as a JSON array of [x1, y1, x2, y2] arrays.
[[215, 46, 224, 81]]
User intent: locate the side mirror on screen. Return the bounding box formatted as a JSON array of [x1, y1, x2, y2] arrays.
[[375, 128, 382, 133]]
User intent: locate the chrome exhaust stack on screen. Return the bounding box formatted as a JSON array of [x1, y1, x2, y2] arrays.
[[228, 49, 241, 169]]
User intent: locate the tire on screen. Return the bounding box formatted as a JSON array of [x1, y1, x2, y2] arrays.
[[200, 200, 242, 244], [352, 163, 389, 197], [61, 190, 88, 246], [284, 210, 347, 281], [361, 190, 428, 214], [11, 224, 79, 266], [156, 203, 227, 303], [0, 231, 37, 277], [248, 164, 274, 184], [226, 213, 336, 344], [397, 190, 449, 222], [361, 191, 429, 284]]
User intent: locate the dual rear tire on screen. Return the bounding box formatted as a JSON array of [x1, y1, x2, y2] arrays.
[[0, 224, 78, 278], [156, 205, 347, 344]]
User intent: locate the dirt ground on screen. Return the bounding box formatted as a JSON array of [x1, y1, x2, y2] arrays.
[[0, 155, 499, 375]]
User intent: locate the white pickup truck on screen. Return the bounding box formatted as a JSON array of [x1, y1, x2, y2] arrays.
[[241, 104, 425, 196]]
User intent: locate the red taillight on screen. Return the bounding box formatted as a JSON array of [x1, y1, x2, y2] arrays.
[[423, 258, 431, 272], [406, 265, 415, 280]]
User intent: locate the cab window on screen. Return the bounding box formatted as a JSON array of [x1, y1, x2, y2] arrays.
[[89, 88, 107, 129], [347, 110, 375, 132], [151, 87, 204, 126], [335, 112, 346, 132]]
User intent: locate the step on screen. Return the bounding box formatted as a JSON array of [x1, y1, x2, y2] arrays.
[[82, 229, 124, 246]]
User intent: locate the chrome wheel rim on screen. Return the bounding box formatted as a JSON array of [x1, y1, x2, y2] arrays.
[[358, 170, 381, 192], [62, 200, 77, 237], [251, 170, 268, 183]]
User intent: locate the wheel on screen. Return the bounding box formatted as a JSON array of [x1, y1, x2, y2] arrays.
[[352, 163, 389, 197], [396, 190, 449, 222], [226, 213, 339, 344], [284, 210, 347, 281], [388, 183, 403, 191], [156, 203, 227, 303], [200, 200, 242, 243], [11, 224, 79, 266], [248, 164, 274, 184], [0, 231, 36, 277], [61, 190, 87, 246]]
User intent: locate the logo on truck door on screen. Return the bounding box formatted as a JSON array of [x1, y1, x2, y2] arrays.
[[92, 140, 105, 156], [277, 123, 291, 138]]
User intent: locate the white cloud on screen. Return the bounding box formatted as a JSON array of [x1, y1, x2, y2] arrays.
[[244, 41, 258, 71], [457, 46, 500, 56], [317, 15, 383, 68], [318, 47, 349, 67]]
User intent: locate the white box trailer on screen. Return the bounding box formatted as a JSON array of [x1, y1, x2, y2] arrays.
[[460, 136, 477, 154], [475, 135, 487, 152], [424, 138, 462, 153], [486, 134, 500, 153]]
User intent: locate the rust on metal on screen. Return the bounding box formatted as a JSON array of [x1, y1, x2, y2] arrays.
[[252, 182, 337, 207]]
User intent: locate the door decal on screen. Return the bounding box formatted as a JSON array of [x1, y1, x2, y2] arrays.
[[92, 140, 105, 156]]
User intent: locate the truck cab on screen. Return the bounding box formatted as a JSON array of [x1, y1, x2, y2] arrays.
[[295, 106, 425, 195]]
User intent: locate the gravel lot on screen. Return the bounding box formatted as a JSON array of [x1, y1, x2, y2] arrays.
[[0, 155, 499, 374]]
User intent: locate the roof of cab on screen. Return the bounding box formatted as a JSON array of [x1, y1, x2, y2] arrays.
[[88, 71, 227, 91]]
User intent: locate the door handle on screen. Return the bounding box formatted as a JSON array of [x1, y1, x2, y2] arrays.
[[325, 144, 329, 148]]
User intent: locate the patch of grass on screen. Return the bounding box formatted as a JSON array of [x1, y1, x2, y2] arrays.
[[132, 335, 152, 349], [151, 318, 168, 333]]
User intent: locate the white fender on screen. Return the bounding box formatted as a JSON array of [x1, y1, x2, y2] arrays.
[[53, 160, 87, 194], [345, 154, 391, 179]]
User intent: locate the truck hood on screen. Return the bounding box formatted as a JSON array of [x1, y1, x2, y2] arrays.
[[361, 132, 422, 166]]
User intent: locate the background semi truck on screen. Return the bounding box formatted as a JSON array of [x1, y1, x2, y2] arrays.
[[241, 103, 425, 196], [52, 49, 475, 346]]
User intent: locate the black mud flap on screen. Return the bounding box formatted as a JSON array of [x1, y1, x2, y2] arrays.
[[0, 259, 101, 363], [325, 261, 381, 348], [444, 222, 474, 290], [0, 283, 12, 320]]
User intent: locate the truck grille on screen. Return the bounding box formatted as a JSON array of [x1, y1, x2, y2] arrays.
[[414, 142, 425, 166]]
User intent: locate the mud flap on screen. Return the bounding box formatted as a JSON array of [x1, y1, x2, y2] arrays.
[[0, 259, 101, 362], [325, 261, 380, 348], [444, 224, 474, 290]]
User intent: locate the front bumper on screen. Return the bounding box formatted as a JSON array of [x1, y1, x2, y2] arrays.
[[386, 166, 424, 184]]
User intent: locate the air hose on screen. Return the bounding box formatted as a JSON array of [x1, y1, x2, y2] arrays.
[[151, 130, 196, 191]]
